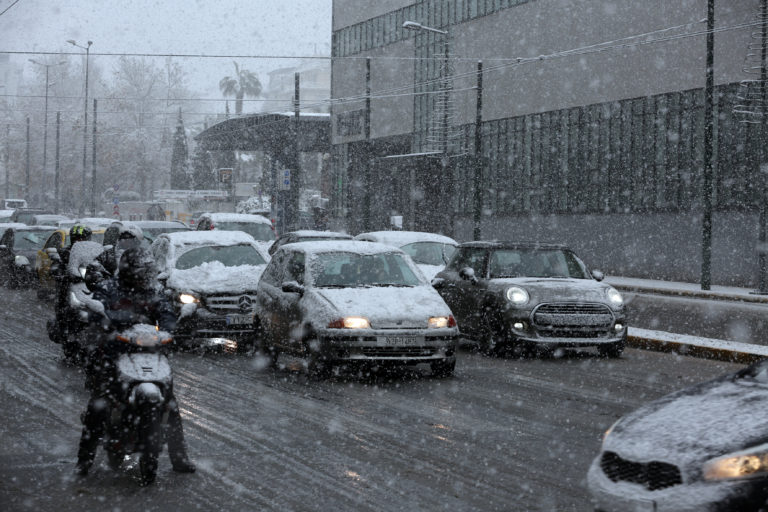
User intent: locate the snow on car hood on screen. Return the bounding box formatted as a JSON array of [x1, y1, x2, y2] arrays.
[[310, 285, 452, 329], [168, 261, 265, 294], [489, 277, 614, 304], [604, 371, 768, 474], [417, 264, 444, 282]]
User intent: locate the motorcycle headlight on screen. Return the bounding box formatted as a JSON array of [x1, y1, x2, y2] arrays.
[[606, 287, 624, 305], [703, 446, 768, 481], [505, 286, 529, 305], [179, 293, 199, 304]]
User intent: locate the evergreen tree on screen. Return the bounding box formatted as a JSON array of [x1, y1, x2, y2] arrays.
[[170, 108, 190, 189], [191, 143, 216, 190]]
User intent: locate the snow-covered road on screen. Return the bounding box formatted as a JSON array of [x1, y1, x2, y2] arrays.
[[0, 288, 742, 511]]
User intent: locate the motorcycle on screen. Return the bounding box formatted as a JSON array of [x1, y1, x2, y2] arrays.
[[98, 323, 174, 485]]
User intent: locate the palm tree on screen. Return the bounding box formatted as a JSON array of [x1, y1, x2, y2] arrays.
[[219, 61, 262, 115]]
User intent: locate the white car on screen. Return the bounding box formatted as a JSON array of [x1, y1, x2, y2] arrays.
[[150, 230, 269, 352], [195, 212, 276, 251], [353, 231, 458, 281], [255, 240, 459, 378]]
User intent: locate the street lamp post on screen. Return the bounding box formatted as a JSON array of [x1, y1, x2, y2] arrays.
[[28, 59, 65, 206], [403, 20, 454, 234], [67, 39, 92, 216]]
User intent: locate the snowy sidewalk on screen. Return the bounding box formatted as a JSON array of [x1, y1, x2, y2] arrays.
[[628, 327, 768, 364], [606, 276, 768, 304]]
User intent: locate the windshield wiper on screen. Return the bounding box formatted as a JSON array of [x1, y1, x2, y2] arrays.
[[367, 283, 413, 287]]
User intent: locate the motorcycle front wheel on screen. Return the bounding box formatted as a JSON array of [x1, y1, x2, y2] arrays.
[[138, 407, 162, 486]]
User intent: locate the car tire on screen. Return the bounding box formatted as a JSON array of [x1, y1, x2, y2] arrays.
[[431, 358, 455, 378], [256, 327, 279, 369], [479, 311, 502, 356], [598, 340, 625, 358]]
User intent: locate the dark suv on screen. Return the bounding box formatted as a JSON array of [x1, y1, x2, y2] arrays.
[[433, 241, 627, 357]]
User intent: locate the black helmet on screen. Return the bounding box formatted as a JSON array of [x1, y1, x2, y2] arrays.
[[69, 224, 92, 244], [118, 247, 157, 291]]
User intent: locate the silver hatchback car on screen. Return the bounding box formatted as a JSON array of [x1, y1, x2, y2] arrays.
[[255, 241, 459, 378]]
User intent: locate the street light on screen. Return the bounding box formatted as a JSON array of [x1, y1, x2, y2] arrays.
[[28, 59, 65, 205], [67, 39, 92, 216], [403, 21, 447, 35]]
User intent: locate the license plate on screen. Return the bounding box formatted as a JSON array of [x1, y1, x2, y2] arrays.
[[633, 499, 656, 512], [376, 336, 424, 347], [226, 313, 253, 326]]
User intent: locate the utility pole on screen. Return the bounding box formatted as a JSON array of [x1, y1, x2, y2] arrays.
[[68, 40, 92, 216], [759, 0, 768, 293], [4, 124, 8, 200], [701, 0, 715, 290], [91, 98, 97, 215], [25, 117, 30, 202], [473, 61, 484, 241], [28, 59, 65, 205], [55, 112, 60, 212], [363, 56, 371, 231], [292, 72, 301, 231]]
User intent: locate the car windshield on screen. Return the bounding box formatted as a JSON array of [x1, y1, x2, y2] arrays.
[[216, 221, 274, 242], [400, 241, 456, 266], [15, 230, 54, 250], [489, 249, 589, 279], [175, 244, 266, 270], [311, 251, 422, 288]]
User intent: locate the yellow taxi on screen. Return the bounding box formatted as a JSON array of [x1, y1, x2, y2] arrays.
[[36, 228, 105, 299]]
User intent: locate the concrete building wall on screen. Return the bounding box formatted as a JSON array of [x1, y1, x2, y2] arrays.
[[333, 0, 413, 31]]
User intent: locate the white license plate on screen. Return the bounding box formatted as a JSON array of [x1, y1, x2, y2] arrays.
[[376, 336, 424, 347], [226, 313, 253, 326]]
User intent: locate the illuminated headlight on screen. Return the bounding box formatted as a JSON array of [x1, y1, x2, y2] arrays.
[[179, 293, 199, 304], [14, 255, 29, 266], [505, 286, 529, 305], [513, 322, 525, 330], [428, 316, 456, 328], [328, 316, 370, 329], [614, 323, 624, 332], [606, 287, 624, 305], [78, 266, 87, 279], [704, 447, 768, 481]]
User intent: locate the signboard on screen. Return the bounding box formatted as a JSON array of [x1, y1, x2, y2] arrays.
[[278, 169, 291, 191], [218, 168, 233, 184]]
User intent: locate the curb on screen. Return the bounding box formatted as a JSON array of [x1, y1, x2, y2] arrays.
[[628, 332, 768, 365], [613, 284, 768, 305]]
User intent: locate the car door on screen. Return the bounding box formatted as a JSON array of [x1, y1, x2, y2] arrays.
[[280, 250, 307, 352], [256, 252, 286, 345], [441, 247, 488, 336]]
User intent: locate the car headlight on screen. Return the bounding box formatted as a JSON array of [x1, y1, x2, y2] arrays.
[[328, 316, 370, 329], [505, 286, 529, 305], [428, 315, 456, 329], [606, 287, 624, 305], [703, 447, 768, 481], [14, 255, 29, 267], [179, 293, 199, 304]]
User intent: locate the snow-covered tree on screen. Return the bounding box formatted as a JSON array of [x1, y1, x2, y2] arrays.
[[170, 109, 189, 189]]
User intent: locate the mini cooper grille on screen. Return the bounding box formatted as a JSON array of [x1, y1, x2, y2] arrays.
[[532, 303, 614, 337], [600, 451, 682, 491], [205, 294, 258, 314]]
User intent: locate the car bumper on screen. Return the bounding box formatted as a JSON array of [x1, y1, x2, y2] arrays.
[[587, 456, 768, 512], [499, 308, 627, 347], [314, 328, 459, 363]]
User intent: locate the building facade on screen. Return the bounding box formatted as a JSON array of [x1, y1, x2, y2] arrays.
[[330, 0, 763, 285]]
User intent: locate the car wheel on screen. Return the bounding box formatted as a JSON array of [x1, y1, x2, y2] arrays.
[[479, 312, 502, 356], [255, 326, 279, 369], [598, 340, 625, 358], [308, 353, 333, 380], [431, 358, 455, 378]]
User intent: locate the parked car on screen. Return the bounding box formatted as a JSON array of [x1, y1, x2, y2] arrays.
[[433, 241, 626, 357], [36, 227, 106, 298], [0, 225, 57, 288], [57, 217, 117, 230], [3, 198, 27, 209], [10, 208, 53, 225], [588, 359, 768, 511], [28, 214, 70, 226], [151, 230, 269, 352], [268, 230, 352, 256], [195, 212, 275, 250], [354, 231, 458, 281], [131, 220, 190, 245], [255, 241, 459, 378], [0, 210, 14, 223]]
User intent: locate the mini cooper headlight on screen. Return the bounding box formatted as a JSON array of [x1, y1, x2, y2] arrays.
[[179, 293, 199, 304], [703, 446, 768, 481], [505, 286, 529, 305], [606, 287, 624, 305]]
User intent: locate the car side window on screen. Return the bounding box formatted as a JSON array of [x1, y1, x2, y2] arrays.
[[283, 251, 306, 285], [44, 232, 63, 249], [261, 253, 284, 286], [447, 248, 487, 277], [151, 239, 169, 268]]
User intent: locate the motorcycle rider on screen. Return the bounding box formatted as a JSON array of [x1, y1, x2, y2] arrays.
[[49, 224, 93, 344], [87, 222, 143, 280], [75, 247, 195, 477]]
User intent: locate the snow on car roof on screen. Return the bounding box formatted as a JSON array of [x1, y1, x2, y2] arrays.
[[0, 222, 28, 230], [288, 230, 351, 238], [204, 212, 272, 224], [354, 231, 457, 247], [59, 217, 116, 228], [132, 220, 188, 228], [282, 240, 405, 256], [33, 214, 70, 223], [162, 229, 259, 247]]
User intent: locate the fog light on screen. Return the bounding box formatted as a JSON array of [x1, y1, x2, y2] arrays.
[[614, 323, 624, 332], [513, 322, 525, 330]]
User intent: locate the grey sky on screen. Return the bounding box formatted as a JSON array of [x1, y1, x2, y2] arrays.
[[0, 0, 331, 100]]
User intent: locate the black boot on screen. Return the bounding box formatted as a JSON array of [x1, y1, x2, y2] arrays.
[[75, 429, 99, 476]]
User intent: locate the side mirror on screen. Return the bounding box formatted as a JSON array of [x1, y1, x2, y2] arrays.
[[459, 267, 477, 283], [431, 277, 446, 289], [592, 270, 605, 282], [157, 271, 169, 282], [281, 281, 304, 296]]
